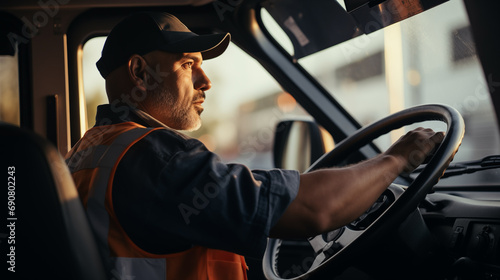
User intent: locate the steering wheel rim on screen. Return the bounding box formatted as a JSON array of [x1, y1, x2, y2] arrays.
[[263, 104, 464, 280]]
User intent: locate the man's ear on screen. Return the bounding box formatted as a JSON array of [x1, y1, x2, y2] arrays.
[[127, 54, 148, 91]]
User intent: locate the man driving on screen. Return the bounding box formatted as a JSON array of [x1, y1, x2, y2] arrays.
[[65, 12, 443, 280]]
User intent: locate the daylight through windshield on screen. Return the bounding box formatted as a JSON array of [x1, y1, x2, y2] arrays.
[[264, 0, 500, 186]]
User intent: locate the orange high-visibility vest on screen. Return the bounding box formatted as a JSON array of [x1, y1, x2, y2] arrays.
[[66, 122, 248, 280]]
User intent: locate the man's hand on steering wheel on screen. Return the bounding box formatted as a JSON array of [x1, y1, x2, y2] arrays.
[[385, 127, 445, 173]]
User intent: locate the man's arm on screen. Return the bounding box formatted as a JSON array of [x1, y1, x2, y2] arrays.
[[269, 127, 444, 239]]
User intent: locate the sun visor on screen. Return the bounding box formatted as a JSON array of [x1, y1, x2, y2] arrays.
[[263, 0, 362, 60], [345, 0, 449, 34], [263, 0, 449, 60]]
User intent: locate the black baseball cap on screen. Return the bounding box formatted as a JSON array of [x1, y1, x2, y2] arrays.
[[96, 12, 231, 78]]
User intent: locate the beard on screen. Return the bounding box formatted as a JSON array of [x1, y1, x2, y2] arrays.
[[151, 87, 203, 131]]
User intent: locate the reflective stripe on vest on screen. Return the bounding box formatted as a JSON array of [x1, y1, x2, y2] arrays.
[[66, 122, 248, 280]]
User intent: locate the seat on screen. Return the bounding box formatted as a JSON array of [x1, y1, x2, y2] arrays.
[[0, 122, 107, 280]]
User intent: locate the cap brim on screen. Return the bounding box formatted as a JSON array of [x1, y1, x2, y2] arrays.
[[161, 32, 231, 60]]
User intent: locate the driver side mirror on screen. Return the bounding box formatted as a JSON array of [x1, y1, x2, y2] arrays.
[[273, 120, 334, 172]]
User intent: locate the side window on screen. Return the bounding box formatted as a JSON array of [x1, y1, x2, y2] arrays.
[[82, 37, 108, 130], [82, 38, 310, 169], [0, 52, 20, 126]]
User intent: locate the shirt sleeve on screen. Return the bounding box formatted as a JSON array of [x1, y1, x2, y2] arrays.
[[113, 129, 300, 258]]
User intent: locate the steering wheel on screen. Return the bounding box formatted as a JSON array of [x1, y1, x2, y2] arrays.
[[263, 104, 464, 279]]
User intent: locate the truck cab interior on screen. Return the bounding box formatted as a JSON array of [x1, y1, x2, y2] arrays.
[[1, 0, 500, 279]]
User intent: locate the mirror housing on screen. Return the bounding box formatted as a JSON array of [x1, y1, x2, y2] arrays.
[[273, 120, 334, 172]]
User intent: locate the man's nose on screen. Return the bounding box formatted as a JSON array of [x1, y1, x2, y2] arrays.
[[193, 68, 212, 91]]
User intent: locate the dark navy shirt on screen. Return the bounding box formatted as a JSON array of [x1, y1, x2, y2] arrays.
[[93, 104, 300, 258]]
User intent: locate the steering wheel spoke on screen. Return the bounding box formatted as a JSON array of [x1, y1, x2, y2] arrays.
[[308, 251, 327, 272], [307, 235, 329, 254]]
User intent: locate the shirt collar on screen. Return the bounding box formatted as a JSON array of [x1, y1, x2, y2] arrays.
[[94, 103, 192, 140], [129, 106, 172, 129], [94, 103, 171, 129]]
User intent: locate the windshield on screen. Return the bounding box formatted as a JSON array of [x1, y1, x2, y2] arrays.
[[263, 0, 500, 186]]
